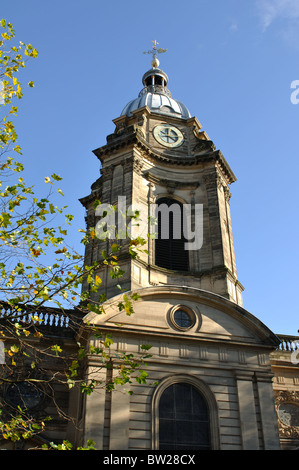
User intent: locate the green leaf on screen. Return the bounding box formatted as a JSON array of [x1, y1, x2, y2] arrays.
[[51, 345, 63, 355], [141, 344, 152, 351], [111, 243, 119, 253], [51, 173, 62, 181]]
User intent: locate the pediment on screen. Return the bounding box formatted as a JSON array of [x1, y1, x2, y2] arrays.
[[84, 286, 280, 348]]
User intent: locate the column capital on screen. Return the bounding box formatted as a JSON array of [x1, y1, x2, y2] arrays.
[[234, 370, 255, 381], [255, 371, 275, 383]]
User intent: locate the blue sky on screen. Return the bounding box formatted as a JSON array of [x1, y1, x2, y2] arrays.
[[1, 0, 298, 335]]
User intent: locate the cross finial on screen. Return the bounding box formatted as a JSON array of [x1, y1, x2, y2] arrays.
[[143, 40, 167, 68]]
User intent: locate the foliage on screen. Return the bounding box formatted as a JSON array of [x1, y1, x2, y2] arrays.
[[41, 439, 96, 450], [0, 408, 50, 442], [0, 19, 151, 449]]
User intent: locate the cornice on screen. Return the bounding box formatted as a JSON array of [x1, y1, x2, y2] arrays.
[[93, 130, 236, 184], [144, 171, 200, 190]]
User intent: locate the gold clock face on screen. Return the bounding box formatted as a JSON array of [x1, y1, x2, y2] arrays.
[[153, 124, 184, 148]]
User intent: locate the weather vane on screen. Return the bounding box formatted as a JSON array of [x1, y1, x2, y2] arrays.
[[143, 40, 167, 68]]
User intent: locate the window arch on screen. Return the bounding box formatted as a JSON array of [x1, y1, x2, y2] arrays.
[[159, 383, 210, 450], [152, 375, 219, 450], [155, 197, 189, 271]]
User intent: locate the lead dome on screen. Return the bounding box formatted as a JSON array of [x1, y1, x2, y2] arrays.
[[120, 65, 191, 120]]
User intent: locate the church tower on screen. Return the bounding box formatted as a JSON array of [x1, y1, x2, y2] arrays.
[[80, 43, 244, 306], [77, 44, 281, 451]]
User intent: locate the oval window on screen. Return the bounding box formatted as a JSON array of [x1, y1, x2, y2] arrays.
[[170, 306, 195, 331]]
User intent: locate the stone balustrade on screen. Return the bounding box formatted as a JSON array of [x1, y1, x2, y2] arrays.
[[0, 301, 82, 337], [276, 334, 299, 352]]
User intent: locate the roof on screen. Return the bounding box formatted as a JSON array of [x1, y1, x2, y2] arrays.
[[120, 66, 191, 119]]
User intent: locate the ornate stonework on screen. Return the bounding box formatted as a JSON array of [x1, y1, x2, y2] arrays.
[[275, 390, 299, 439]]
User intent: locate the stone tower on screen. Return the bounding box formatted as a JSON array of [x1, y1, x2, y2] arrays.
[[80, 49, 244, 306]]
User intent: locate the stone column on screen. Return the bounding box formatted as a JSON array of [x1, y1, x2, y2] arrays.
[[109, 382, 131, 449], [255, 372, 280, 449], [235, 371, 260, 449], [83, 365, 107, 449], [202, 170, 224, 268]]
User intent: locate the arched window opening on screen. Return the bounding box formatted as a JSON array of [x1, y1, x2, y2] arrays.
[[155, 197, 189, 271], [145, 76, 152, 87], [159, 383, 211, 450]]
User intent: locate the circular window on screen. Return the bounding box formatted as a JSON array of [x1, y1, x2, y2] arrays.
[[6, 381, 44, 410], [278, 403, 299, 427], [170, 306, 196, 331]]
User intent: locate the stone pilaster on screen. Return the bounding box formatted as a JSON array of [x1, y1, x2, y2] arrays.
[[235, 371, 260, 449]]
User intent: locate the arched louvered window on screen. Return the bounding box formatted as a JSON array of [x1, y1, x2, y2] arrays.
[[155, 197, 189, 271], [159, 383, 211, 450]]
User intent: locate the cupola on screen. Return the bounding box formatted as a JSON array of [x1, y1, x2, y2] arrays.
[[121, 42, 191, 119]]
